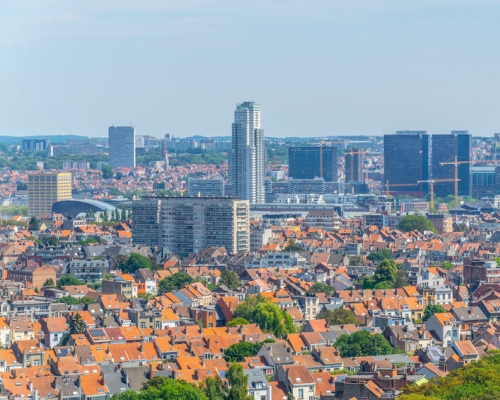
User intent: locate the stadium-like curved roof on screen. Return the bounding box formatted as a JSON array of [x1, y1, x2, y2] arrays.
[[52, 199, 116, 218]]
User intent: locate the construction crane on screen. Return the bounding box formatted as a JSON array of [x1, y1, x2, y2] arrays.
[[417, 178, 461, 210], [439, 157, 500, 206], [345, 149, 366, 182], [385, 181, 419, 197]]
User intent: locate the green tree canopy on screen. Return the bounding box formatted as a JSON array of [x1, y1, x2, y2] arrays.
[[226, 317, 250, 327], [367, 249, 392, 261], [56, 296, 95, 305], [284, 239, 304, 252], [28, 216, 40, 231], [234, 296, 294, 338], [400, 351, 500, 400], [335, 330, 399, 358], [102, 165, 114, 179], [111, 377, 207, 400], [398, 215, 436, 233], [43, 278, 55, 287], [57, 276, 84, 288], [224, 342, 261, 362], [158, 272, 194, 295], [374, 259, 399, 285], [316, 308, 359, 326], [120, 253, 153, 273], [221, 270, 240, 290], [306, 282, 335, 296], [422, 304, 447, 322]]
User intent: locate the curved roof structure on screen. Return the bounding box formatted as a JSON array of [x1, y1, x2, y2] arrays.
[[52, 199, 116, 219]]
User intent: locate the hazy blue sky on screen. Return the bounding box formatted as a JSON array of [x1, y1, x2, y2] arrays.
[[1, 0, 499, 137]]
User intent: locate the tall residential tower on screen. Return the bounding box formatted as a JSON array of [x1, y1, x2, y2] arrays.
[[228, 102, 265, 204], [108, 126, 136, 168]]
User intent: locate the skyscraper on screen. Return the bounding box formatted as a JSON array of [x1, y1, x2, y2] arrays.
[[431, 131, 471, 197], [345, 148, 363, 183], [384, 131, 430, 196], [288, 146, 338, 182], [108, 126, 136, 168], [28, 172, 72, 218], [228, 102, 265, 203]]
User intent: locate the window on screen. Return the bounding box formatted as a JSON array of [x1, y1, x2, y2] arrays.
[[298, 389, 304, 399]]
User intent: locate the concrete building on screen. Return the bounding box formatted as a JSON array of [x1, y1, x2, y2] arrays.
[[187, 177, 224, 197], [7, 266, 57, 291], [427, 213, 453, 234], [67, 259, 110, 282], [132, 196, 250, 257], [345, 147, 363, 183], [108, 126, 136, 168], [305, 209, 340, 231], [28, 172, 72, 218], [22, 139, 50, 152], [250, 227, 273, 252], [228, 102, 265, 203]]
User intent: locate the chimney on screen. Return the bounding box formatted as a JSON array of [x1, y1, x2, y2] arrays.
[[28, 381, 33, 391], [139, 342, 143, 352]]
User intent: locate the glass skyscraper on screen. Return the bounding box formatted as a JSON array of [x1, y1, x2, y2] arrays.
[[288, 146, 338, 182]]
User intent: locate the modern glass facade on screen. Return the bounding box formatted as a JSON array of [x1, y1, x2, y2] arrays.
[[345, 147, 363, 183], [108, 126, 136, 168], [288, 146, 338, 183], [384, 132, 430, 195], [431, 131, 471, 197]]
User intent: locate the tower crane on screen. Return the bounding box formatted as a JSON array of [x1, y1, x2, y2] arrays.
[[417, 178, 461, 210], [439, 157, 500, 206]]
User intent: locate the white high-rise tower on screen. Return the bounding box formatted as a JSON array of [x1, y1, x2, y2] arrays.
[[228, 102, 265, 204]]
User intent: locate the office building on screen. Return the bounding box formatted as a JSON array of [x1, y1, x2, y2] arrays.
[[108, 126, 136, 168], [471, 166, 498, 198], [28, 172, 72, 218], [188, 177, 225, 197], [426, 213, 453, 234], [22, 139, 50, 152], [431, 131, 471, 198], [345, 148, 363, 183], [384, 131, 430, 196], [288, 146, 338, 182], [132, 197, 250, 257], [228, 102, 265, 203]]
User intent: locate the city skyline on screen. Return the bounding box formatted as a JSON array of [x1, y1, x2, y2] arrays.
[[2, 1, 500, 137]]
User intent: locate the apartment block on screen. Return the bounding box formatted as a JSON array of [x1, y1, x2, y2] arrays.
[[28, 172, 72, 218], [132, 196, 250, 257]]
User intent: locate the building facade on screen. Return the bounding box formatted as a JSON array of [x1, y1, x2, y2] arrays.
[[431, 131, 471, 197], [187, 177, 225, 197], [132, 197, 250, 257], [108, 126, 136, 168], [228, 102, 265, 203], [289, 146, 338, 182], [22, 139, 50, 152], [344, 147, 363, 183], [384, 131, 430, 196], [28, 172, 72, 218]]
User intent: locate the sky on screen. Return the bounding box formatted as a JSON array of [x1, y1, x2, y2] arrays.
[[1, 0, 499, 138]]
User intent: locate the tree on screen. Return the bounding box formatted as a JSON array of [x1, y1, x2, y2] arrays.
[[306, 282, 335, 296], [69, 312, 86, 334], [349, 256, 364, 266], [453, 222, 467, 232], [399, 350, 500, 400], [201, 375, 225, 400], [284, 239, 304, 252], [224, 342, 261, 362], [373, 281, 393, 289], [121, 206, 127, 221], [374, 259, 399, 286], [248, 300, 295, 338], [398, 215, 436, 233], [422, 304, 447, 322], [334, 330, 398, 357], [158, 272, 194, 295], [221, 270, 240, 290], [57, 276, 84, 288], [43, 278, 55, 287], [127, 209, 132, 219], [367, 249, 392, 261], [121, 253, 153, 273], [225, 363, 252, 400], [316, 308, 359, 325], [56, 296, 95, 305], [393, 270, 409, 288], [226, 318, 250, 327], [441, 261, 454, 270], [102, 209, 109, 222], [111, 377, 207, 400], [102, 165, 114, 179], [28, 216, 40, 231], [42, 235, 60, 246]]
